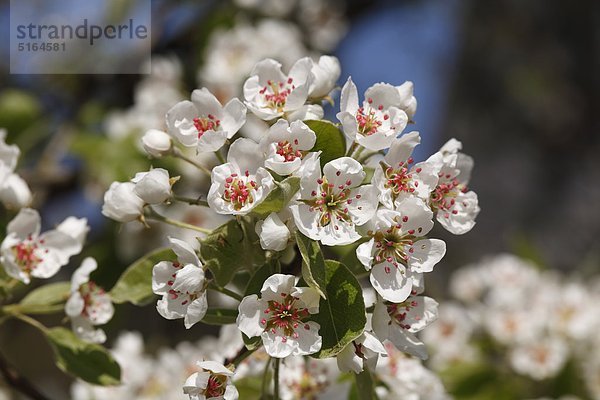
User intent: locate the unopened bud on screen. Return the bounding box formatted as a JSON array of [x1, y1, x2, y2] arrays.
[[142, 129, 172, 158]]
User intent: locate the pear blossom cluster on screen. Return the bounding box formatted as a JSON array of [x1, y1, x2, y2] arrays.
[[71, 325, 449, 400], [422, 254, 600, 399], [0, 131, 117, 346], [99, 54, 480, 399]]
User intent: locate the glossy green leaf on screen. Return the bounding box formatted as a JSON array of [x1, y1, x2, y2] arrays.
[[252, 176, 300, 216], [46, 327, 121, 386], [312, 260, 366, 358], [200, 218, 266, 287], [110, 247, 175, 306], [305, 120, 347, 168], [295, 231, 327, 299]]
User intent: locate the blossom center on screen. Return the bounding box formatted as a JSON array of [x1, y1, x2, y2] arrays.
[[430, 175, 468, 219], [371, 222, 415, 268], [301, 175, 362, 229], [204, 374, 228, 398], [223, 172, 257, 211], [260, 293, 310, 339], [193, 114, 220, 138], [382, 158, 417, 199], [78, 281, 106, 318], [387, 300, 418, 330], [276, 140, 303, 162], [11, 237, 44, 274], [356, 99, 389, 136], [259, 78, 295, 112]]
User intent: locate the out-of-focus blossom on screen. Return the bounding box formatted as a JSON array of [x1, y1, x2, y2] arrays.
[[65, 258, 114, 343]]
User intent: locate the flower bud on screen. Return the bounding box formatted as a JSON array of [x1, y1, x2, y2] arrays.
[[132, 168, 172, 204], [102, 181, 144, 222], [142, 129, 172, 158], [255, 213, 290, 251]]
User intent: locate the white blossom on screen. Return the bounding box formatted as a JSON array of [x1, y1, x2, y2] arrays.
[[260, 119, 316, 176], [65, 257, 114, 343], [429, 138, 480, 234], [0, 129, 32, 209], [372, 131, 442, 209], [289, 155, 377, 246], [237, 274, 321, 358], [208, 138, 274, 215], [308, 55, 341, 99], [336, 331, 387, 374], [166, 88, 246, 152], [356, 198, 446, 303], [153, 237, 208, 329], [243, 58, 323, 121], [395, 81, 418, 120], [372, 295, 438, 360], [510, 337, 569, 380], [183, 361, 238, 400], [337, 78, 408, 151], [0, 208, 87, 284]]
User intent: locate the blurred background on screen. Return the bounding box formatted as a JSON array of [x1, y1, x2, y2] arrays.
[[0, 0, 599, 398]]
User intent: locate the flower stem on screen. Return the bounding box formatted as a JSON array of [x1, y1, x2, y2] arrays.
[[11, 312, 47, 333], [208, 283, 243, 301], [172, 195, 209, 207], [214, 150, 226, 165], [273, 357, 281, 400], [171, 148, 212, 176], [346, 142, 358, 157], [146, 208, 212, 235], [261, 357, 272, 396]]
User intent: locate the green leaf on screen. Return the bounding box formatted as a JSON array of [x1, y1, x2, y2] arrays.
[[251, 176, 300, 216], [202, 308, 238, 325], [21, 282, 71, 306], [200, 218, 266, 287], [244, 261, 276, 296], [355, 368, 379, 400], [16, 282, 71, 314], [312, 260, 366, 358], [110, 247, 175, 306], [46, 327, 121, 386], [295, 231, 327, 299], [305, 120, 347, 168]]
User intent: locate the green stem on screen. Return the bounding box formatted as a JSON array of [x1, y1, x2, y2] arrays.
[[172, 148, 212, 176], [273, 357, 280, 400], [146, 208, 212, 235], [11, 312, 47, 333], [215, 150, 226, 165], [172, 195, 209, 207], [345, 142, 358, 157], [352, 145, 365, 160], [357, 150, 381, 164], [208, 283, 243, 302], [261, 357, 272, 397]]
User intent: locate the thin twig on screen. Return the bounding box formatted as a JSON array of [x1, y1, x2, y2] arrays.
[[172, 195, 209, 207], [146, 208, 212, 235], [171, 148, 212, 176], [0, 350, 52, 400]]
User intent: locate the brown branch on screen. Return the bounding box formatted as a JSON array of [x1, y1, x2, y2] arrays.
[[0, 350, 52, 400]]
